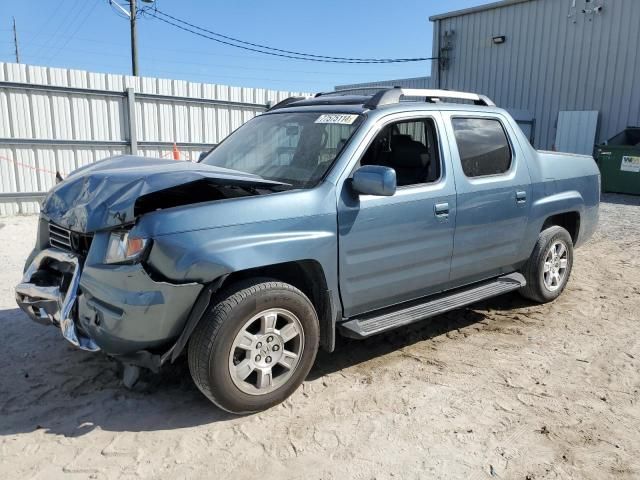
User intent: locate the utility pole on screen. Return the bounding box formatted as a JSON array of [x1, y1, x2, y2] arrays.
[[129, 0, 138, 76], [12, 17, 20, 63], [111, 0, 153, 75]]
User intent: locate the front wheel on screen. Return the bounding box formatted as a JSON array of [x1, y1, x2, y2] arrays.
[[519, 226, 574, 303], [188, 278, 319, 414]]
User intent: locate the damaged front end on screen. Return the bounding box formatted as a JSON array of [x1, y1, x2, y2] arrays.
[[14, 155, 290, 370], [16, 219, 205, 369], [16, 248, 99, 351]]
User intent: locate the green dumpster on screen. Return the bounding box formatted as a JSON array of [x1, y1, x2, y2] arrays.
[[596, 127, 640, 195]]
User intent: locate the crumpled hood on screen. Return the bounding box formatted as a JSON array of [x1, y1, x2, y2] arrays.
[[42, 155, 285, 233]]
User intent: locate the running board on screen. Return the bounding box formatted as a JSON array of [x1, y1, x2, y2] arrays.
[[339, 273, 525, 339]]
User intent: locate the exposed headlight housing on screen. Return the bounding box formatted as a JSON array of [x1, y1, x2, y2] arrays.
[[104, 231, 149, 264]]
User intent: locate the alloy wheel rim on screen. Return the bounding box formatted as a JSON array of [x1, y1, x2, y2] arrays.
[[228, 308, 304, 395], [542, 240, 569, 292]]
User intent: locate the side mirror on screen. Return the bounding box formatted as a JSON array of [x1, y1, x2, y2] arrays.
[[198, 146, 216, 162], [351, 165, 396, 196]]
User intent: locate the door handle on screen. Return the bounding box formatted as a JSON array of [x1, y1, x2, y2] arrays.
[[434, 202, 449, 219], [516, 191, 527, 203]]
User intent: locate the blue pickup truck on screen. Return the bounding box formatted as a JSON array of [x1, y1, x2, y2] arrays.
[[16, 88, 599, 413]]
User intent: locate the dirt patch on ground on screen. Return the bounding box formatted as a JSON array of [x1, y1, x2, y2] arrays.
[[1, 194, 639, 479]]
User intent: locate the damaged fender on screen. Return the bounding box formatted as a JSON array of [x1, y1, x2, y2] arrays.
[[42, 155, 287, 233]]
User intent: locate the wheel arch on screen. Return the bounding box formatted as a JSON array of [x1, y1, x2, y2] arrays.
[[221, 260, 336, 353], [541, 211, 581, 244], [165, 259, 337, 364]]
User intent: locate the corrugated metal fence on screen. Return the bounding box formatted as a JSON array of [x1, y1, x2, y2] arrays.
[[0, 62, 309, 216]]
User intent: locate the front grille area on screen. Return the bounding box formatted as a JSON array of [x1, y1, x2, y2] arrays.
[[49, 223, 72, 250], [48, 222, 93, 256]]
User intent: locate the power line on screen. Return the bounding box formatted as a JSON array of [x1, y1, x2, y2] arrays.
[[7, 28, 427, 70], [150, 8, 432, 63], [0, 44, 345, 87], [10, 37, 424, 82], [17, 41, 421, 77], [23, 1, 69, 51], [29, 0, 84, 60], [145, 9, 437, 64], [48, 0, 101, 61]]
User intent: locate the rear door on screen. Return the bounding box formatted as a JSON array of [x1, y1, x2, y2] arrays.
[[337, 112, 456, 317], [443, 112, 531, 285]]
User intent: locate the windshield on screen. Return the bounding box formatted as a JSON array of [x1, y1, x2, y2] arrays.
[[201, 112, 363, 188]]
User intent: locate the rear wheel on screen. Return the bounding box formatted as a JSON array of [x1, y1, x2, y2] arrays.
[[188, 278, 319, 414], [520, 226, 574, 303]]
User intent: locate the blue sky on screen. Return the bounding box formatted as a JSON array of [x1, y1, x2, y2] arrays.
[[1, 0, 484, 92]]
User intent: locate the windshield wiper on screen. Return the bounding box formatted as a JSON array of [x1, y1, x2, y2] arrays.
[[231, 183, 293, 196]]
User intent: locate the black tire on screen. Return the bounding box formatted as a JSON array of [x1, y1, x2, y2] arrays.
[[519, 226, 574, 303], [188, 278, 319, 414]]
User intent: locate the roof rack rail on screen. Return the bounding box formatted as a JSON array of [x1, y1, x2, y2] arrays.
[[363, 86, 495, 109], [315, 86, 399, 97], [268, 88, 495, 112], [267, 96, 307, 111]]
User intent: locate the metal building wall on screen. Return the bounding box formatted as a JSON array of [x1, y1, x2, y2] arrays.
[[430, 0, 640, 150], [0, 62, 309, 216], [335, 76, 431, 91]]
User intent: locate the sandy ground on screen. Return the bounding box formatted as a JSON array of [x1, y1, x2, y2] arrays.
[[0, 194, 639, 480]]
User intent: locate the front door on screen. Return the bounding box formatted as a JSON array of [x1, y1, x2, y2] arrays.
[[444, 113, 532, 285], [337, 114, 456, 317]]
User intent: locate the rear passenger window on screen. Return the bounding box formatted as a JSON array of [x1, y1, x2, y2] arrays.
[[451, 118, 512, 177]]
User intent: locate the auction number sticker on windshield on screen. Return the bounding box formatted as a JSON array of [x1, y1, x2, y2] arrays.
[[315, 114, 359, 125], [621, 155, 640, 173]]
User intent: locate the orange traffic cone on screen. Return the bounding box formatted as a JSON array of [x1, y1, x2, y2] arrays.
[[172, 142, 180, 160]]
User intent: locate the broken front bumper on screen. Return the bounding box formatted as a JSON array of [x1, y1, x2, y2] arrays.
[[15, 248, 99, 351], [15, 246, 204, 357]]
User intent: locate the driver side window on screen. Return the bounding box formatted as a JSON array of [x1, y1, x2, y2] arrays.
[[360, 118, 441, 187]]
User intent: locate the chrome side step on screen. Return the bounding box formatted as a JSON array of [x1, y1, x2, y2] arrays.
[[338, 273, 526, 339]]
